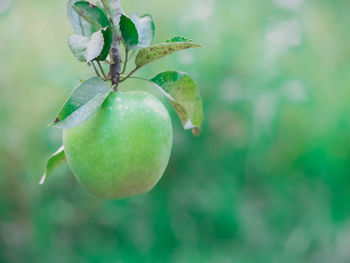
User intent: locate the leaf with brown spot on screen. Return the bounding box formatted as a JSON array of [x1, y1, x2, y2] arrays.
[[135, 36, 202, 68], [51, 77, 111, 129], [150, 71, 203, 136]]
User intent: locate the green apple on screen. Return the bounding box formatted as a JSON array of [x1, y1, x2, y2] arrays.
[[63, 91, 173, 199]]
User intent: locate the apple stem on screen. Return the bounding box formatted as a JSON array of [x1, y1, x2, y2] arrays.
[[109, 20, 122, 92]]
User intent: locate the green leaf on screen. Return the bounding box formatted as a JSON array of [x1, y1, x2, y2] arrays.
[[67, 0, 92, 36], [151, 71, 203, 136], [130, 13, 155, 48], [52, 77, 111, 129], [67, 28, 105, 62], [135, 36, 202, 68], [96, 26, 113, 60], [70, 2, 112, 61], [119, 14, 139, 49], [39, 146, 66, 185], [73, 1, 111, 31], [101, 0, 121, 26], [165, 36, 197, 43]]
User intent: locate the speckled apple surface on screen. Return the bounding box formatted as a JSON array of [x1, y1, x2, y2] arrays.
[[63, 91, 173, 199]]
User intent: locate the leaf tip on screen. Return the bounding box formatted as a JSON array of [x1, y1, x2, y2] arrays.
[[49, 117, 59, 127], [192, 127, 201, 137], [39, 173, 47, 185]]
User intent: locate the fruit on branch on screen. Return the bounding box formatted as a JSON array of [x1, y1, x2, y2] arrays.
[[62, 91, 173, 199], [41, 0, 203, 200]]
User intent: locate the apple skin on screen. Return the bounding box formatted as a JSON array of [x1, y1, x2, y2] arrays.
[[63, 91, 173, 199]]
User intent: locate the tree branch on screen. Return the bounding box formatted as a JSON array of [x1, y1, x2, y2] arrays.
[[109, 26, 122, 91]]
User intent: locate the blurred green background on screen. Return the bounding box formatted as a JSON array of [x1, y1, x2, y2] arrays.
[[1, 0, 350, 262]]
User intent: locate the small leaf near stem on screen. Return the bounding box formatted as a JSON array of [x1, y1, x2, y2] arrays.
[[119, 14, 139, 49], [71, 2, 113, 61], [67, 29, 105, 62], [73, 1, 111, 30], [129, 13, 155, 47]]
